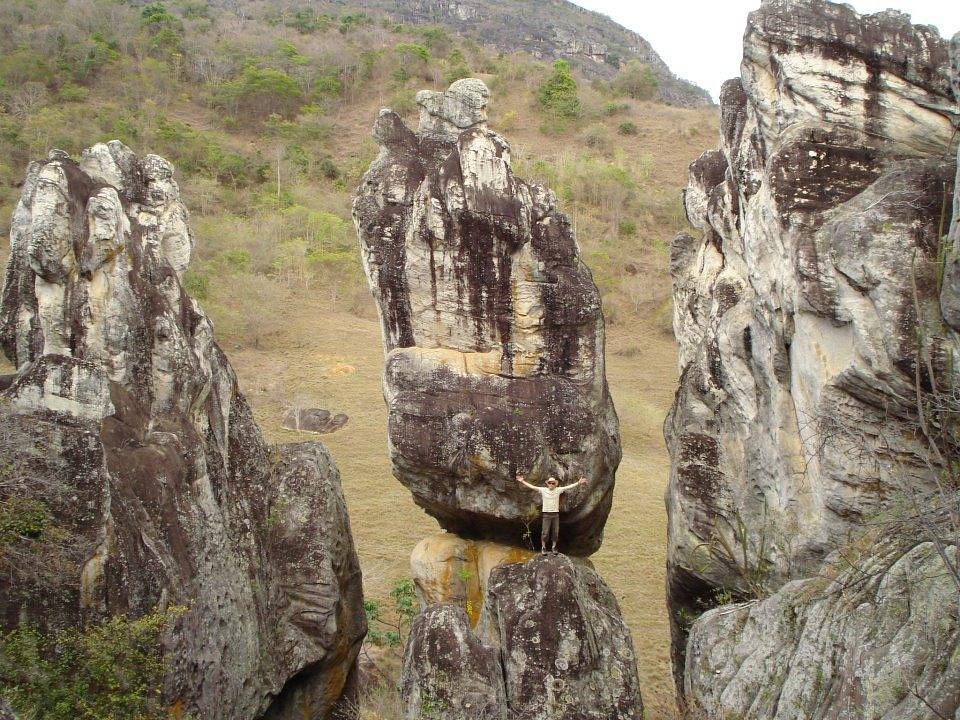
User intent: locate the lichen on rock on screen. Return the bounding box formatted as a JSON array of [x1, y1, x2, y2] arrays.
[[665, 0, 960, 709], [0, 142, 365, 719], [354, 78, 621, 555], [401, 555, 644, 720]]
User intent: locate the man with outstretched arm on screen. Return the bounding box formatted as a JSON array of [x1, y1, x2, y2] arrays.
[[517, 474, 587, 554]]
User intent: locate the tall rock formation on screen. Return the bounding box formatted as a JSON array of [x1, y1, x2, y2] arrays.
[[0, 142, 365, 719], [355, 80, 642, 718], [354, 78, 620, 556], [665, 0, 958, 697]]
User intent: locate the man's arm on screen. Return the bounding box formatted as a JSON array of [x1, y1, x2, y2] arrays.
[[516, 474, 539, 491], [558, 477, 588, 492]]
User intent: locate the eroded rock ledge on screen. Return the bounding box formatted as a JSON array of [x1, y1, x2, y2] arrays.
[[0, 142, 365, 719], [354, 78, 620, 555]]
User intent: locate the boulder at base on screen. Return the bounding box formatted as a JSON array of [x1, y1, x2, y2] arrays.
[[401, 554, 643, 720], [686, 541, 960, 720]]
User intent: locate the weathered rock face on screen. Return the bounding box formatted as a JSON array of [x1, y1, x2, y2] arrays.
[[400, 555, 643, 720], [400, 604, 507, 720], [665, 0, 958, 689], [354, 79, 620, 555], [0, 143, 365, 719], [686, 540, 960, 720], [409, 532, 594, 627]]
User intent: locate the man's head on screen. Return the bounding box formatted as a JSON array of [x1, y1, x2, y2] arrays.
[[546, 477, 558, 488]]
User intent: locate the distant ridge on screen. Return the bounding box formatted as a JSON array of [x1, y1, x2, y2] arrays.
[[327, 0, 714, 107]]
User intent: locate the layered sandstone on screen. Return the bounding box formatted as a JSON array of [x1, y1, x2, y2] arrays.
[[354, 78, 620, 555], [0, 142, 365, 719], [666, 0, 959, 705]]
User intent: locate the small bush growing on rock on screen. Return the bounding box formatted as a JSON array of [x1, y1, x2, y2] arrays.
[[365, 578, 418, 648], [0, 497, 49, 544]]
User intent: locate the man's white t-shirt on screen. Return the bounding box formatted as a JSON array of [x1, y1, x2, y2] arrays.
[[537, 485, 575, 512]]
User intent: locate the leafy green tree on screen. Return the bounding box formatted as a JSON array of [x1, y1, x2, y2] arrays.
[[0, 608, 184, 720], [537, 60, 581, 118], [140, 3, 184, 57], [213, 67, 303, 122], [611, 60, 659, 100]]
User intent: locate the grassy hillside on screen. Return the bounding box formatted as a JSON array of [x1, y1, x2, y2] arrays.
[[0, 1, 717, 717]]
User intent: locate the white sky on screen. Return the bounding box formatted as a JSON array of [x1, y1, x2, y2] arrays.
[[571, 1, 960, 100]]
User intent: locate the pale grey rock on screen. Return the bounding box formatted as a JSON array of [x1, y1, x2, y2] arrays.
[[415, 77, 490, 137], [354, 81, 620, 555], [0, 143, 365, 720], [940, 33, 960, 330], [686, 541, 960, 720], [665, 0, 959, 689]]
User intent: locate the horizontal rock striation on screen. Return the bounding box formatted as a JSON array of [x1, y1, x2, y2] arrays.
[[401, 554, 643, 720], [666, 0, 959, 693], [0, 142, 365, 719], [354, 79, 620, 555]]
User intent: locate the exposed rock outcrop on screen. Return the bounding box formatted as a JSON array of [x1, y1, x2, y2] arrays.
[[686, 540, 960, 719], [666, 0, 958, 693], [401, 555, 644, 720], [0, 142, 365, 719], [354, 79, 620, 556]]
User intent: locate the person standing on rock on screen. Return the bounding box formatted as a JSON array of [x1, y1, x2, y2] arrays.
[[516, 474, 587, 553]]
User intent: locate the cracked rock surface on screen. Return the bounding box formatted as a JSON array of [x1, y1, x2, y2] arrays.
[[0, 142, 365, 720], [354, 79, 620, 556], [666, 0, 960, 707], [401, 554, 643, 720]]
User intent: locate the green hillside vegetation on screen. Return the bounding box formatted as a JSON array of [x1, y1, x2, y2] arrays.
[[0, 1, 717, 717], [0, 0, 712, 339]]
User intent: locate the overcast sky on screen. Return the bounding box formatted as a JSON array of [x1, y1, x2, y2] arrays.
[[570, 1, 960, 100]]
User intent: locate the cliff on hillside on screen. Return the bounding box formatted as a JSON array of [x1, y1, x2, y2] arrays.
[[354, 78, 621, 556], [0, 142, 366, 719], [354, 79, 642, 718], [322, 0, 712, 106], [665, 0, 959, 709]]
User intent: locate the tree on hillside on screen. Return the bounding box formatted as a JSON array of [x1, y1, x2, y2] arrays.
[[140, 2, 184, 57], [213, 66, 303, 122], [611, 60, 658, 101], [537, 59, 581, 118]]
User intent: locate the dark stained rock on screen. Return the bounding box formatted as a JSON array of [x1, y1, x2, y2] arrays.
[[401, 555, 643, 720], [281, 407, 349, 434], [665, 0, 959, 698], [400, 604, 507, 720], [0, 142, 365, 720], [354, 79, 621, 555]]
